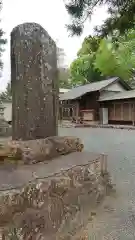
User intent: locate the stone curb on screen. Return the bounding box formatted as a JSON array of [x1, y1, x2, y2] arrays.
[[0, 159, 113, 239], [59, 124, 135, 130]]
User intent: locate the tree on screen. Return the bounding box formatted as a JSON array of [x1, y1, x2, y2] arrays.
[[58, 68, 71, 88], [95, 1, 135, 37], [94, 29, 135, 81], [69, 35, 103, 86], [77, 35, 101, 56], [0, 1, 6, 69], [65, 0, 135, 36], [70, 54, 103, 86], [0, 82, 12, 101]]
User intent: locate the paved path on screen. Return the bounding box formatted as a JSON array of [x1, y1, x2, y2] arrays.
[[59, 127, 135, 239]]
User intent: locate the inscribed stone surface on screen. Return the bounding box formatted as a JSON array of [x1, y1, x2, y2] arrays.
[[11, 22, 58, 140]]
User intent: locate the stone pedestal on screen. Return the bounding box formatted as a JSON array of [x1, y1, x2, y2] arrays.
[[11, 22, 58, 140]]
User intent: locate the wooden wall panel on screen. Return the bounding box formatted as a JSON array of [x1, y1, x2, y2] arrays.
[[108, 102, 134, 122], [123, 103, 130, 121], [108, 105, 114, 120], [114, 104, 121, 120]]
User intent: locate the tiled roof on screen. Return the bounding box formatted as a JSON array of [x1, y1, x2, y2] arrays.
[[60, 77, 119, 101], [99, 89, 135, 101]]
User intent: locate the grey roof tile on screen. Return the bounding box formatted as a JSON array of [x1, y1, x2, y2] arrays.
[[99, 89, 135, 101], [60, 77, 118, 101]]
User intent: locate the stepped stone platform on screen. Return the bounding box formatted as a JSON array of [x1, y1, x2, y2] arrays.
[[0, 152, 105, 191], [0, 147, 113, 239]]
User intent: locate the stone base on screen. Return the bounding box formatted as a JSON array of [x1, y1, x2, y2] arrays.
[[0, 136, 84, 163], [0, 152, 114, 239]]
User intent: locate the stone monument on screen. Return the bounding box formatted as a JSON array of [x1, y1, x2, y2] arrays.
[[11, 22, 58, 140]]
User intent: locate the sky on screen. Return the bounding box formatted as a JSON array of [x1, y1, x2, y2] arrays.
[[0, 0, 109, 91]]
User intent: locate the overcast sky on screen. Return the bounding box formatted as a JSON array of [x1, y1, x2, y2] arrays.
[[0, 0, 109, 91]]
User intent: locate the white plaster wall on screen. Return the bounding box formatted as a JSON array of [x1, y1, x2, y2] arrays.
[[103, 82, 126, 92], [3, 102, 12, 121], [100, 90, 120, 99], [100, 82, 127, 100], [102, 108, 108, 125]]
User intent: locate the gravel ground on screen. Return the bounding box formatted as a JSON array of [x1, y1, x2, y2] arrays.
[[59, 127, 135, 239]]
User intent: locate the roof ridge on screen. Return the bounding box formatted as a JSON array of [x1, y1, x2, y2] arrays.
[[71, 77, 118, 89]]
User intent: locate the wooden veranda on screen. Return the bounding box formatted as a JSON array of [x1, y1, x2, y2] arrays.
[[59, 101, 80, 122]]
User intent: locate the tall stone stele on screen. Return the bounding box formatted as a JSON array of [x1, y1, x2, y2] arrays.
[[11, 22, 58, 140]]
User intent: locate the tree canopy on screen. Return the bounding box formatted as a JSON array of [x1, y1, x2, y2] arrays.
[[65, 0, 135, 37], [58, 68, 72, 88], [69, 35, 103, 86], [94, 29, 135, 81], [69, 30, 135, 86], [77, 36, 101, 56], [70, 54, 103, 86], [0, 82, 12, 101]]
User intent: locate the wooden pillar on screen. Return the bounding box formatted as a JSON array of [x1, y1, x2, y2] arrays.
[[129, 103, 132, 122], [67, 107, 70, 119], [132, 103, 135, 126], [113, 103, 115, 119], [76, 102, 79, 123], [72, 106, 75, 118], [134, 103, 135, 126], [121, 103, 123, 121], [62, 107, 63, 121]]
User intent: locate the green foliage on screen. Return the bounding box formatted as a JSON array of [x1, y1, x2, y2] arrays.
[[65, 0, 135, 36], [70, 29, 135, 85], [69, 35, 103, 86], [77, 36, 101, 56], [58, 68, 72, 88], [95, 1, 135, 37], [70, 54, 103, 86], [94, 30, 135, 80], [0, 82, 12, 101]]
